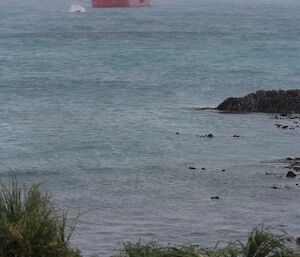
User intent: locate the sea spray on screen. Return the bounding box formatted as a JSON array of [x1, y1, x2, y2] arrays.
[[69, 4, 86, 12]]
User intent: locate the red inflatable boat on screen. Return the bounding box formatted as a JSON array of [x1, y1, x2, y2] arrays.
[[92, 0, 150, 8]]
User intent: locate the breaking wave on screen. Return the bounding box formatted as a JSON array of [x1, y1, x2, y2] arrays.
[[68, 4, 86, 13]]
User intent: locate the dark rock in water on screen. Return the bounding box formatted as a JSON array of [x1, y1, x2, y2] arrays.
[[286, 171, 297, 178], [189, 166, 196, 170], [201, 167, 206, 170], [176, 132, 179, 135], [296, 237, 300, 246], [221, 169, 226, 172], [210, 196, 219, 200], [197, 133, 214, 138], [271, 185, 281, 189], [281, 125, 289, 129], [286, 157, 294, 161], [217, 90, 300, 113], [233, 134, 240, 137], [198, 134, 214, 138], [293, 166, 300, 171]]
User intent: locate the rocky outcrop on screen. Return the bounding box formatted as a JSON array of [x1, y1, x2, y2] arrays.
[[217, 90, 300, 113], [286, 171, 296, 178]]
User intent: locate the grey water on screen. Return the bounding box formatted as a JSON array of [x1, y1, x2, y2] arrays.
[[0, 0, 300, 255]]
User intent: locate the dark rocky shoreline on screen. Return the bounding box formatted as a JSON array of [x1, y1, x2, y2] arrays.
[[217, 89, 300, 114]]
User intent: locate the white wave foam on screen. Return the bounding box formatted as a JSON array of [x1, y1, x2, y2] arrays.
[[69, 4, 86, 13]]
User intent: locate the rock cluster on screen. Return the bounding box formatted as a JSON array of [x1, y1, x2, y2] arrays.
[[287, 158, 300, 177], [274, 114, 300, 130], [198, 133, 214, 138], [217, 90, 300, 113]]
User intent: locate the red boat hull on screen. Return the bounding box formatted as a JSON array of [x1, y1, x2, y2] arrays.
[[92, 0, 150, 7]]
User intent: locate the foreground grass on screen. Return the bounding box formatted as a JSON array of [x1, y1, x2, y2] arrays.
[[0, 178, 81, 257], [0, 178, 299, 257], [116, 227, 299, 257]]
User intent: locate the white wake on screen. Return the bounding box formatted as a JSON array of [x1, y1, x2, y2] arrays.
[[69, 4, 86, 13]]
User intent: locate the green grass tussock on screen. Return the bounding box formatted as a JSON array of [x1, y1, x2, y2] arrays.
[[116, 227, 299, 257], [0, 178, 81, 257]]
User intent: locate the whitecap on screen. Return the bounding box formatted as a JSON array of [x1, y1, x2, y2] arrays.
[[69, 4, 86, 13]]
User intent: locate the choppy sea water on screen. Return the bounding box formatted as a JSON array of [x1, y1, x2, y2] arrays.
[[0, 0, 300, 256]]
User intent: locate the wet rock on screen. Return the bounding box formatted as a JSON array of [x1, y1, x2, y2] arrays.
[[189, 166, 196, 170], [176, 132, 179, 135], [221, 169, 226, 172], [233, 134, 240, 137], [281, 125, 288, 129], [296, 237, 300, 246], [210, 196, 219, 200], [198, 133, 214, 138], [271, 185, 281, 189], [286, 157, 294, 161], [201, 167, 206, 170], [293, 166, 300, 172], [286, 171, 297, 178], [217, 89, 300, 113], [265, 172, 273, 175]]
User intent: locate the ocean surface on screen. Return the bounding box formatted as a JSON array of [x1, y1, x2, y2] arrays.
[[0, 0, 300, 255]]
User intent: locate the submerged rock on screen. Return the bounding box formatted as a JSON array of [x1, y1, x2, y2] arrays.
[[217, 89, 300, 113], [210, 196, 219, 200], [197, 133, 214, 138], [271, 185, 282, 189], [286, 171, 297, 178], [293, 166, 300, 172]]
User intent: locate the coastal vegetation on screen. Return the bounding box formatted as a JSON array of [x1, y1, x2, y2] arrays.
[[0, 178, 299, 257], [116, 227, 298, 257], [0, 178, 80, 257]]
